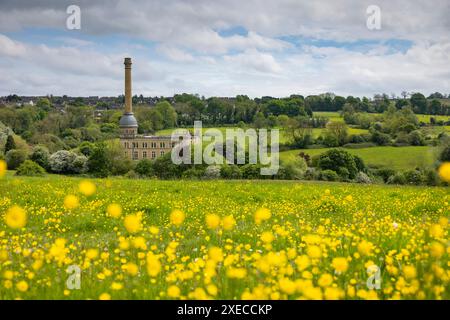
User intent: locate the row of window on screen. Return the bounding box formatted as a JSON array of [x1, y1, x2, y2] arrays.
[[129, 150, 165, 160], [123, 141, 174, 149]]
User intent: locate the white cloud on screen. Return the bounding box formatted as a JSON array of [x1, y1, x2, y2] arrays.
[[0, 1, 449, 97], [0, 34, 26, 57], [224, 49, 282, 74]]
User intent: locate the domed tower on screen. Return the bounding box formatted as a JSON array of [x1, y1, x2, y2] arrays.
[[119, 57, 138, 138]]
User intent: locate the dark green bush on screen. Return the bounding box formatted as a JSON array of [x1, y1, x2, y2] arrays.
[[387, 173, 406, 185], [15, 160, 45, 176], [135, 159, 154, 177], [317, 149, 363, 179], [320, 169, 339, 181], [220, 165, 242, 179], [5, 149, 28, 170]]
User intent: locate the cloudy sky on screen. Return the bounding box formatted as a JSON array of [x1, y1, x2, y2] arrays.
[[0, 0, 449, 98]]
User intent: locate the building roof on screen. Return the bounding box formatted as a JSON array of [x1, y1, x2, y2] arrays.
[[119, 113, 138, 127]]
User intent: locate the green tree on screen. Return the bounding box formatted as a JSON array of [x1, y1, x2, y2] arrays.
[[5, 149, 28, 170], [4, 135, 16, 153], [87, 142, 110, 177], [410, 93, 428, 114], [30, 145, 50, 170], [155, 101, 177, 128], [317, 149, 364, 180], [36, 98, 51, 111], [324, 122, 348, 146]]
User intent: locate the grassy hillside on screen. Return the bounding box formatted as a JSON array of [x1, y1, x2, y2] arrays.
[[0, 175, 448, 299], [281, 146, 438, 170]]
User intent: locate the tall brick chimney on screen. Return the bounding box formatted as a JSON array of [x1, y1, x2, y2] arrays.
[[119, 57, 138, 138], [124, 57, 132, 113]]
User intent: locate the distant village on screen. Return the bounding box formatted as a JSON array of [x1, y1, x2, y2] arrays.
[[0, 94, 174, 110]]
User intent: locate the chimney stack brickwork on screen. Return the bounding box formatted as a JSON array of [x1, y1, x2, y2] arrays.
[[119, 57, 174, 161], [124, 57, 132, 113]]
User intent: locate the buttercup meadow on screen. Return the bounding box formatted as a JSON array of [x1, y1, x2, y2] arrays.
[[0, 164, 448, 300]]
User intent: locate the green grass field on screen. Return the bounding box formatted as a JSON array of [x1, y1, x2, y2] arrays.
[[281, 146, 438, 170], [156, 126, 369, 144], [0, 175, 448, 300]]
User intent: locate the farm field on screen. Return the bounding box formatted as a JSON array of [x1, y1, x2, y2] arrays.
[[280, 146, 438, 170], [0, 175, 448, 300], [156, 126, 369, 144]]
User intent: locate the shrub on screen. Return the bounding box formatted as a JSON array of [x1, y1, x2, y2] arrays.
[[373, 168, 396, 183], [387, 173, 406, 185], [337, 167, 350, 180], [408, 130, 425, 146], [29, 145, 50, 170], [349, 134, 367, 143], [135, 159, 154, 177], [303, 168, 320, 180], [87, 143, 109, 177], [203, 165, 221, 179], [182, 167, 205, 179], [72, 155, 88, 174], [404, 170, 424, 185], [220, 165, 242, 179], [317, 149, 360, 179], [241, 164, 265, 179], [78, 141, 95, 157], [5, 149, 28, 170], [353, 155, 367, 173], [355, 171, 372, 184], [440, 146, 450, 162], [320, 169, 339, 181], [371, 131, 391, 146], [15, 160, 46, 176], [49, 150, 79, 174], [152, 153, 189, 179], [423, 169, 440, 186], [124, 170, 139, 179]]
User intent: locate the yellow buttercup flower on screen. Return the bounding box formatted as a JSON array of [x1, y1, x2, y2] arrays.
[[357, 240, 373, 256], [295, 255, 311, 271], [260, 231, 274, 244], [429, 224, 444, 238], [254, 208, 271, 224], [146, 253, 161, 277], [306, 245, 322, 259], [167, 285, 181, 298], [16, 280, 28, 292], [438, 162, 450, 182], [124, 262, 139, 276], [64, 194, 79, 210], [99, 293, 111, 300], [332, 257, 349, 273], [149, 226, 159, 235], [318, 273, 333, 287], [208, 246, 223, 262], [222, 215, 236, 231], [170, 209, 185, 226], [205, 214, 220, 230], [0, 160, 6, 177], [4, 205, 27, 229], [86, 248, 99, 260], [107, 203, 122, 218], [429, 242, 445, 259], [124, 214, 142, 233], [79, 180, 96, 196], [403, 265, 417, 280], [279, 278, 296, 295]]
